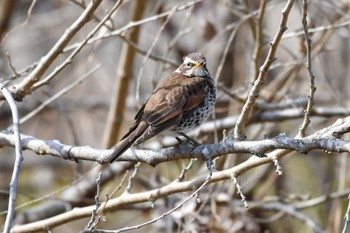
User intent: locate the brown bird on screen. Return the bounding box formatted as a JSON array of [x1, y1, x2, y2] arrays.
[[109, 53, 216, 162]]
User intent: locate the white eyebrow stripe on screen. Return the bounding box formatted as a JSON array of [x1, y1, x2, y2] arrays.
[[184, 57, 197, 64]]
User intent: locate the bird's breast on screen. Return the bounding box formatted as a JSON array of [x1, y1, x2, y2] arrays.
[[176, 87, 216, 133]]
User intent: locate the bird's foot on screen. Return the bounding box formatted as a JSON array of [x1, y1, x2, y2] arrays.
[[178, 132, 200, 145], [175, 136, 198, 149], [175, 136, 185, 148], [177, 132, 201, 154]]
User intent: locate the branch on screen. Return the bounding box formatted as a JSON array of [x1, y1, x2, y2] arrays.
[[31, 1, 123, 91], [252, 202, 325, 233], [11, 131, 350, 233], [3, 0, 103, 101], [197, 105, 350, 137], [62, 0, 203, 54], [13, 162, 135, 225], [249, 0, 267, 83], [7, 116, 350, 232], [297, 0, 316, 138], [0, 84, 23, 233], [0, 116, 350, 165], [12, 64, 101, 128], [233, 0, 296, 140]]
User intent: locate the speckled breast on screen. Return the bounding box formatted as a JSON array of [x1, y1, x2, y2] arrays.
[[176, 85, 216, 133]]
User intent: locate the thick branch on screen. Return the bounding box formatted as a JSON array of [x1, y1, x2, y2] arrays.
[[1, 117, 349, 166]]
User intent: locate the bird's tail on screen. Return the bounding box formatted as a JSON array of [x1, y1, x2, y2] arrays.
[[108, 121, 148, 163]]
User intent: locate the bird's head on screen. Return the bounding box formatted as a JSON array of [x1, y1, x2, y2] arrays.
[[176, 53, 210, 78]]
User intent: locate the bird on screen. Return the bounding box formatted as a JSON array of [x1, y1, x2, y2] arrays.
[[109, 52, 216, 163]]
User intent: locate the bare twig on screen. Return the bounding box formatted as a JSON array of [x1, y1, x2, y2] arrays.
[[135, 6, 175, 102], [231, 175, 248, 208], [253, 202, 325, 233], [6, 53, 19, 77], [108, 170, 130, 199], [111, 178, 211, 233], [0, 0, 37, 45], [0, 168, 96, 216], [214, 23, 239, 82], [4, 0, 104, 101], [63, 0, 203, 54], [84, 172, 103, 231], [0, 84, 23, 233], [272, 156, 283, 175], [297, 0, 316, 138], [249, 0, 267, 83], [282, 19, 350, 39], [69, 0, 114, 31], [233, 0, 296, 140], [9, 64, 101, 128], [32, 0, 123, 91], [177, 159, 196, 181], [342, 194, 350, 233], [118, 36, 178, 66], [125, 162, 140, 193]]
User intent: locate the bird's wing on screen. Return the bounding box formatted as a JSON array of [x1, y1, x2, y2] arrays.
[[135, 77, 209, 144], [109, 76, 211, 162]]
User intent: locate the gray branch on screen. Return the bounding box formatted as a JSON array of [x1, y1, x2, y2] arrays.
[[0, 116, 349, 166]]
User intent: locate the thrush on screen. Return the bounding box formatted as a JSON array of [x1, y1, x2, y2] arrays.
[[109, 52, 216, 162]]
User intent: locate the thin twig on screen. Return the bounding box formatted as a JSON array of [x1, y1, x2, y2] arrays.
[[62, 0, 204, 54], [0, 84, 23, 233], [69, 0, 114, 31], [0, 166, 97, 215], [9, 64, 100, 128], [231, 175, 248, 208], [282, 19, 350, 39], [297, 0, 316, 138], [125, 162, 140, 193], [113, 178, 210, 233], [135, 7, 176, 103], [0, 0, 37, 46], [118, 35, 178, 67], [177, 159, 196, 181], [108, 170, 129, 199], [32, 0, 123, 91], [6, 53, 19, 77], [249, 0, 267, 83], [253, 202, 325, 233], [84, 172, 103, 231], [6, 0, 104, 101], [341, 194, 350, 233], [214, 23, 239, 82]]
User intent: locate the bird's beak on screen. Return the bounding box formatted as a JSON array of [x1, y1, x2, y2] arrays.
[[193, 60, 205, 69], [193, 63, 202, 69]]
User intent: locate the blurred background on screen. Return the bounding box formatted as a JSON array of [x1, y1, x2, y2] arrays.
[[0, 0, 349, 232]]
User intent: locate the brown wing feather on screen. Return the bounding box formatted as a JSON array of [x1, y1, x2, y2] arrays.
[[135, 74, 209, 144], [109, 121, 149, 162], [109, 72, 210, 162]]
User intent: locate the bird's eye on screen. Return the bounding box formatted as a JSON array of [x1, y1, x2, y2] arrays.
[[186, 62, 195, 68]]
